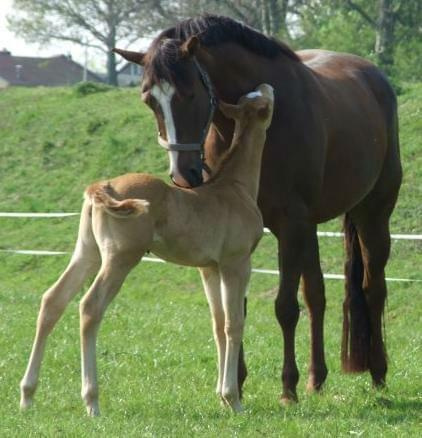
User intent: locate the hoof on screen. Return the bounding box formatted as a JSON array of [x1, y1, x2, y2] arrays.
[[221, 392, 243, 413], [306, 378, 325, 394], [20, 397, 33, 411], [372, 379, 387, 389], [280, 390, 298, 406], [85, 403, 100, 417], [225, 399, 243, 413]]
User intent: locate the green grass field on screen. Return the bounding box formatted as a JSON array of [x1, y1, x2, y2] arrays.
[[0, 83, 421, 436]]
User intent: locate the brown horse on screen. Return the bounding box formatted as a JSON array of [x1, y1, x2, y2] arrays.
[[114, 14, 402, 403], [20, 85, 274, 415]]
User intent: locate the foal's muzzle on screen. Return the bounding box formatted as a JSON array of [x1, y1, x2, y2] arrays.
[[171, 163, 203, 188]]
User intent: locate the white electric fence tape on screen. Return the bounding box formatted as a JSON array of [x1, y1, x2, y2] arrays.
[[1, 250, 420, 283], [1, 213, 421, 282]]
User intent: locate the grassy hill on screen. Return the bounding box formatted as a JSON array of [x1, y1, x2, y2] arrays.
[[0, 82, 420, 276], [0, 82, 421, 227], [0, 83, 421, 435]]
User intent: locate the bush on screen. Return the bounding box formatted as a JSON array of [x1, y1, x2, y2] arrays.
[[73, 81, 113, 97]]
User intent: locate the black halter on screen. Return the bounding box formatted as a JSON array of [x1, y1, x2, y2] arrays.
[[157, 57, 217, 166]]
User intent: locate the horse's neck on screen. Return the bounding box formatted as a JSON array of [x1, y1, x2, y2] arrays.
[[215, 122, 266, 200], [202, 48, 301, 189]]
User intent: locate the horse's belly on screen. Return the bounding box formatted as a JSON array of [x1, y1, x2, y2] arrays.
[[315, 140, 386, 222]]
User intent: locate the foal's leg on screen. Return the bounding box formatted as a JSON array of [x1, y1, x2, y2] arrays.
[[20, 203, 100, 409], [199, 266, 225, 397], [274, 220, 317, 404], [79, 253, 141, 416], [219, 258, 251, 412], [301, 232, 328, 392]]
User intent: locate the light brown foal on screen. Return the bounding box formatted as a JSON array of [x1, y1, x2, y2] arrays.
[[20, 84, 274, 415]]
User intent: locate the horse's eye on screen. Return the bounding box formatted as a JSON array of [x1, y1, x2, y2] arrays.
[[180, 91, 194, 102]]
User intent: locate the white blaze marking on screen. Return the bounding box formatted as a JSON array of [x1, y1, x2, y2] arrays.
[[151, 82, 177, 143], [151, 82, 181, 179]]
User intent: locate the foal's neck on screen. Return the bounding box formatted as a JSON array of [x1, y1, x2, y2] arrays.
[[213, 120, 266, 200]]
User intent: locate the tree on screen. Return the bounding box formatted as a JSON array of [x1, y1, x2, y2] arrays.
[[153, 0, 293, 37], [7, 0, 155, 85], [292, 0, 422, 81]]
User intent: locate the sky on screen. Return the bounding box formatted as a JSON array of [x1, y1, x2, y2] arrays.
[[0, 0, 152, 73], [0, 0, 88, 61]]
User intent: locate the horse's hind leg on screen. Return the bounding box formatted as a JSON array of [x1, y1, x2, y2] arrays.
[[20, 202, 100, 409], [350, 211, 392, 386], [301, 232, 328, 392]]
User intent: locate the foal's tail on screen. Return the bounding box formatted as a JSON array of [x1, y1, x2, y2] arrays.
[[341, 214, 371, 373], [85, 185, 149, 218]]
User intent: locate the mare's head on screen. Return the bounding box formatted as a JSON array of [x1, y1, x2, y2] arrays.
[[114, 36, 214, 188], [219, 84, 274, 130], [114, 15, 299, 188]]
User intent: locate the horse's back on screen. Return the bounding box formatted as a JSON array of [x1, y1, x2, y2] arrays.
[[299, 49, 397, 120]]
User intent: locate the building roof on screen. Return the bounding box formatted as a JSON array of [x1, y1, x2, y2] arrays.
[[0, 49, 104, 86]]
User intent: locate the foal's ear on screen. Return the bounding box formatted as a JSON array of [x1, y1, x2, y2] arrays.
[[181, 36, 200, 58], [219, 101, 242, 120], [113, 48, 146, 66]]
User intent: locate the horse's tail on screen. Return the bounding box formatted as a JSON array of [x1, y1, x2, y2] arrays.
[[341, 213, 371, 372], [85, 185, 149, 219]]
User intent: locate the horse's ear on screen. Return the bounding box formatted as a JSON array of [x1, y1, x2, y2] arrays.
[[113, 48, 145, 66], [219, 101, 242, 120], [181, 36, 200, 58]]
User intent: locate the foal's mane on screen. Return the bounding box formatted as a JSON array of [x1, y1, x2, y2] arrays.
[[144, 14, 300, 88]]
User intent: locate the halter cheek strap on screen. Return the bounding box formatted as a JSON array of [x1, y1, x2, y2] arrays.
[[157, 57, 217, 162]]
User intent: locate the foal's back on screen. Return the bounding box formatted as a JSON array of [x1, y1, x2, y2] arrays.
[[88, 170, 263, 267]]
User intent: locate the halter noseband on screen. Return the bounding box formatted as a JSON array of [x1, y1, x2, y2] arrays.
[[157, 57, 217, 161]]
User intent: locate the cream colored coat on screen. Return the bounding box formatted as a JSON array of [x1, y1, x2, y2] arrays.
[[20, 84, 274, 415]]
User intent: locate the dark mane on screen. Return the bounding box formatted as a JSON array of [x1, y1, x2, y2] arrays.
[[144, 14, 300, 87], [161, 14, 299, 61]]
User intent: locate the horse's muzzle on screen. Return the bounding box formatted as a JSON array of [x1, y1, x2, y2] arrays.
[[171, 165, 203, 188]]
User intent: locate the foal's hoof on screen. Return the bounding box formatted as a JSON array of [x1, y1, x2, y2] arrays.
[[20, 397, 33, 411], [86, 403, 100, 417], [221, 394, 244, 413], [227, 400, 244, 413]]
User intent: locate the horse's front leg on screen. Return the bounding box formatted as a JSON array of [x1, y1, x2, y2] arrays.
[[79, 255, 140, 416], [274, 219, 318, 404], [219, 257, 251, 413], [301, 231, 328, 392]]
